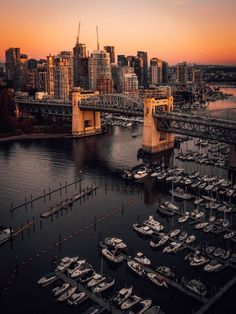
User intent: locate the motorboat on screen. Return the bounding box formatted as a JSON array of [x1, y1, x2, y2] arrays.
[[143, 216, 164, 232], [213, 247, 224, 257], [204, 260, 223, 272], [220, 249, 231, 260], [79, 269, 96, 284], [194, 197, 204, 206], [143, 306, 161, 314], [150, 234, 169, 248], [92, 278, 115, 293], [185, 235, 196, 244], [134, 168, 148, 180], [183, 278, 207, 296], [189, 171, 199, 179], [190, 254, 209, 266], [111, 286, 133, 306], [127, 260, 145, 277], [156, 266, 175, 277], [169, 187, 192, 200], [146, 272, 168, 288], [163, 241, 181, 253], [169, 229, 181, 238], [205, 246, 215, 254], [163, 201, 179, 212], [57, 256, 79, 272], [0, 226, 11, 245], [133, 224, 153, 236], [157, 205, 175, 217], [121, 295, 141, 310], [52, 282, 70, 296], [208, 215, 216, 223], [70, 263, 94, 279], [129, 299, 152, 314], [57, 287, 77, 302], [87, 273, 106, 288], [203, 224, 213, 233], [104, 237, 127, 251], [224, 231, 236, 239], [101, 248, 124, 263], [68, 291, 86, 306], [37, 272, 57, 287], [190, 209, 204, 219], [81, 305, 103, 314], [134, 252, 151, 266], [178, 231, 188, 242], [178, 213, 190, 223], [67, 259, 87, 275], [195, 222, 209, 230]]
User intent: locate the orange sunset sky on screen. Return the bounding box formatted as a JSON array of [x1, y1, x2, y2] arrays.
[[1, 0, 236, 65]]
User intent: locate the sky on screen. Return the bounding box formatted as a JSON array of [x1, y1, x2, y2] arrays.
[[1, 0, 236, 65]]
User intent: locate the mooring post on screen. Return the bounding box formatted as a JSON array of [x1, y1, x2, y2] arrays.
[[25, 196, 27, 210], [59, 182, 62, 196], [44, 189, 46, 203], [30, 195, 33, 209], [49, 187, 51, 201], [65, 180, 67, 193]]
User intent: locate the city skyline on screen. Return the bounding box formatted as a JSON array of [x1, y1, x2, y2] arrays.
[[1, 0, 236, 65]]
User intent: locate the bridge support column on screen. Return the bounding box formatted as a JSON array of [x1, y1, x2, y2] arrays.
[[72, 89, 102, 137], [142, 97, 174, 153]]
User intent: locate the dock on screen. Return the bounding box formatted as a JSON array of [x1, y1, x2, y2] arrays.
[[40, 184, 98, 219], [13, 219, 36, 238]]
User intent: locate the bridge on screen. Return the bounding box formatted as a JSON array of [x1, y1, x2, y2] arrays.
[[15, 90, 236, 169]]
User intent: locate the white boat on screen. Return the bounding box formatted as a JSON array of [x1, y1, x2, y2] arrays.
[[133, 224, 153, 236], [121, 295, 141, 310], [87, 273, 106, 288], [195, 222, 209, 230], [101, 248, 124, 263], [104, 237, 127, 250], [185, 235, 196, 244], [71, 263, 94, 279], [134, 252, 151, 266], [57, 256, 79, 272], [52, 282, 70, 296], [178, 231, 188, 242], [156, 266, 175, 277], [183, 278, 207, 296], [146, 272, 168, 288], [163, 201, 179, 212], [111, 286, 133, 306], [134, 168, 148, 180], [203, 224, 213, 233], [143, 216, 164, 232], [163, 242, 181, 253], [127, 260, 145, 277], [129, 299, 152, 314], [67, 291, 86, 306], [169, 229, 181, 238], [204, 260, 222, 272], [224, 231, 236, 239], [169, 187, 192, 200], [57, 287, 77, 302], [0, 227, 11, 245], [150, 234, 169, 248], [190, 255, 209, 266], [178, 213, 190, 223], [92, 278, 115, 293], [37, 272, 57, 287]]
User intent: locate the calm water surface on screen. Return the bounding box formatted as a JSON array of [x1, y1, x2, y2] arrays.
[[0, 89, 236, 314]]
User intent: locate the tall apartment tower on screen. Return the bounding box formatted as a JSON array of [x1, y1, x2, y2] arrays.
[[46, 55, 55, 97], [137, 51, 148, 88], [104, 46, 115, 64], [73, 42, 89, 89], [88, 50, 113, 93], [149, 58, 163, 86], [117, 66, 138, 92]]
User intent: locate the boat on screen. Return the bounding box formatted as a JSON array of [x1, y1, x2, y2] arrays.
[[101, 248, 124, 263], [220, 249, 231, 260], [213, 247, 224, 257], [195, 222, 209, 230], [57, 256, 79, 272], [203, 224, 213, 233], [185, 235, 196, 244], [163, 201, 179, 212], [169, 229, 181, 238], [52, 282, 70, 296], [57, 287, 77, 302], [134, 252, 151, 266], [178, 231, 188, 242], [79, 269, 96, 284], [68, 291, 86, 306], [157, 205, 175, 217], [143, 216, 164, 232], [156, 266, 175, 277], [37, 272, 57, 287], [0, 226, 11, 245], [190, 209, 204, 219], [143, 306, 161, 314], [204, 260, 222, 272], [67, 259, 87, 275], [132, 133, 138, 138], [146, 272, 168, 288], [82, 305, 103, 314], [87, 273, 106, 288], [178, 213, 190, 223], [70, 263, 94, 279], [224, 231, 236, 239], [205, 246, 215, 254], [127, 260, 145, 277], [189, 171, 200, 179], [163, 241, 181, 253], [133, 224, 153, 236], [93, 277, 115, 293], [111, 286, 133, 306], [121, 295, 141, 310], [134, 167, 149, 180], [150, 234, 169, 248], [129, 299, 152, 314], [104, 237, 127, 251], [169, 187, 192, 200], [183, 278, 207, 296], [190, 254, 209, 266]]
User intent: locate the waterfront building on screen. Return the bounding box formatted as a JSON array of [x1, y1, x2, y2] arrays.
[[176, 62, 194, 83], [104, 46, 115, 64], [149, 58, 163, 86], [117, 66, 138, 92], [162, 61, 169, 84], [117, 55, 128, 67], [137, 51, 148, 88], [73, 41, 89, 89]]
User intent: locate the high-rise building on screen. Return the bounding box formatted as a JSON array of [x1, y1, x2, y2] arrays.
[[127, 56, 141, 88], [73, 41, 89, 89], [46, 55, 55, 97], [176, 62, 194, 83], [117, 55, 128, 67], [88, 50, 113, 93], [162, 61, 169, 84], [149, 58, 162, 86], [104, 46, 115, 64], [117, 66, 138, 92], [137, 51, 148, 87]]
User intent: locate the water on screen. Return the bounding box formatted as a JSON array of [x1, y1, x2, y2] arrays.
[[0, 89, 236, 314]]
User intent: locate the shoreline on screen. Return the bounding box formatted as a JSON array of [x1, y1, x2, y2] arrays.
[[0, 133, 72, 143]]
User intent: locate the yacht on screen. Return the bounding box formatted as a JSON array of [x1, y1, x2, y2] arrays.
[[156, 266, 175, 277], [0, 226, 11, 245], [37, 272, 57, 287], [213, 247, 224, 257], [143, 216, 164, 232], [143, 306, 161, 314], [178, 213, 190, 223], [203, 224, 213, 233], [204, 260, 222, 272], [158, 205, 175, 217], [57, 287, 77, 302], [79, 269, 96, 284], [68, 291, 86, 306], [67, 259, 87, 275], [224, 231, 236, 239], [190, 254, 209, 266], [133, 224, 153, 236], [93, 278, 115, 293], [134, 252, 151, 266], [52, 282, 70, 296], [146, 272, 168, 288], [169, 187, 192, 200], [185, 235, 196, 244], [111, 286, 133, 306], [195, 222, 209, 230], [57, 256, 79, 272], [183, 278, 207, 296], [169, 229, 181, 238], [129, 299, 152, 314], [150, 234, 169, 248], [178, 231, 188, 242], [101, 248, 124, 263], [134, 168, 149, 180], [205, 246, 215, 254], [87, 273, 106, 288], [121, 295, 141, 310], [163, 241, 182, 253], [70, 263, 94, 279], [127, 260, 145, 277], [189, 171, 199, 179], [104, 237, 127, 251], [220, 249, 231, 260], [163, 201, 179, 212]]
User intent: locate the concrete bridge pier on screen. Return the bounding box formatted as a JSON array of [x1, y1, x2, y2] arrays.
[[142, 97, 174, 153]]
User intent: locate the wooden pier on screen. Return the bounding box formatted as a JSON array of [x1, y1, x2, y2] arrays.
[[40, 184, 98, 219]]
